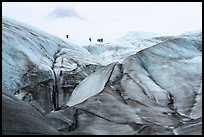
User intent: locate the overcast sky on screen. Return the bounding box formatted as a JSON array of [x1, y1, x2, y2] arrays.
[[2, 2, 202, 44]]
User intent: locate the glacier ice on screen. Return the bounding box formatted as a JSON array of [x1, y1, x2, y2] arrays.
[[67, 62, 118, 107], [2, 16, 202, 135], [2, 91, 59, 135]]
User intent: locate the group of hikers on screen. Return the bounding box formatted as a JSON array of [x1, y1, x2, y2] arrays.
[[89, 38, 103, 43], [66, 35, 103, 43]]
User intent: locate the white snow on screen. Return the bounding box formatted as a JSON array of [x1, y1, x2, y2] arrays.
[[67, 62, 118, 107]]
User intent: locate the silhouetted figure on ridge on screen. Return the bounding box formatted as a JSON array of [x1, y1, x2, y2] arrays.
[[97, 38, 103, 43]]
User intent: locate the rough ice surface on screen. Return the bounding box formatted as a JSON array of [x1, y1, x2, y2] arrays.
[[2, 91, 60, 135], [83, 31, 165, 63], [132, 38, 202, 117], [2, 16, 202, 135], [189, 83, 202, 119], [3, 16, 61, 92], [2, 16, 107, 93]]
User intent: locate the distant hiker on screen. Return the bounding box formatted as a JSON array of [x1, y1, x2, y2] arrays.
[[89, 38, 91, 41], [97, 38, 103, 43], [66, 34, 69, 39]]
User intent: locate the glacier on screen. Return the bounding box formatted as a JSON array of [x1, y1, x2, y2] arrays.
[[2, 16, 202, 135], [2, 16, 109, 113]]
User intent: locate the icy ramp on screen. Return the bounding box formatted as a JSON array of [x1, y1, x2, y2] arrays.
[[67, 62, 118, 107]]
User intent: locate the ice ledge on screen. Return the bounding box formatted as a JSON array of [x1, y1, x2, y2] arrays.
[[67, 62, 119, 107]]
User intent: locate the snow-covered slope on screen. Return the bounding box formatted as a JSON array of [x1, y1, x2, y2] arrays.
[[83, 31, 165, 63], [84, 31, 202, 63]]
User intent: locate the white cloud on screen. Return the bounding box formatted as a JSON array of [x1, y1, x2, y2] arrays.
[[47, 6, 86, 21]]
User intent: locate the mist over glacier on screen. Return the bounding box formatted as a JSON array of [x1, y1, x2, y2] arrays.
[[2, 17, 202, 135]]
